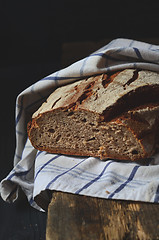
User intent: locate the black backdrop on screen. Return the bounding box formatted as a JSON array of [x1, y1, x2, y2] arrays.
[[1, 0, 158, 68], [0, 1, 159, 239]]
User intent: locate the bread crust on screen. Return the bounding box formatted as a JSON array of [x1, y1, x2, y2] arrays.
[[32, 69, 159, 120], [27, 69, 159, 161]]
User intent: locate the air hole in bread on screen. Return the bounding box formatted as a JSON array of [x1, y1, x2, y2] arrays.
[[81, 118, 87, 122], [56, 135, 61, 142], [48, 129, 55, 133], [87, 137, 96, 141], [92, 128, 100, 132], [67, 112, 74, 116], [132, 149, 138, 155]]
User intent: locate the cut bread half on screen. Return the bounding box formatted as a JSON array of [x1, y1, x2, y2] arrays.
[[28, 69, 159, 161]]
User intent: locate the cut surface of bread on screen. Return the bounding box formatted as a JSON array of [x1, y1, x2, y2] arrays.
[[28, 104, 159, 161], [27, 69, 159, 161]]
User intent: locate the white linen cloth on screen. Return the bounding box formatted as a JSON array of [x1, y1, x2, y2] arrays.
[[1, 38, 159, 211]]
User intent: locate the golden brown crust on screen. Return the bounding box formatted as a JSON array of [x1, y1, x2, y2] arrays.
[[27, 69, 159, 161]]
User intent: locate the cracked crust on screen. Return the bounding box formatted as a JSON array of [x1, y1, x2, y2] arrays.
[[28, 69, 159, 161]]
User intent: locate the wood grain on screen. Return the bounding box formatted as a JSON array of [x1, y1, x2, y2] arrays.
[[46, 192, 159, 240]]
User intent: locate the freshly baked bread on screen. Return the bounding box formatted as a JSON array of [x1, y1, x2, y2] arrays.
[[27, 69, 159, 161]]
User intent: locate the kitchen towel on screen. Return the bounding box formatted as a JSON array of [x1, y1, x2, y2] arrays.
[[1, 38, 159, 211]]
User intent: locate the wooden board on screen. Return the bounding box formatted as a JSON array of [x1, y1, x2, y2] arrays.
[[46, 191, 159, 240]]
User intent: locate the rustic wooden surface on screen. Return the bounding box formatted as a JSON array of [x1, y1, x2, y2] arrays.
[[46, 192, 159, 240]]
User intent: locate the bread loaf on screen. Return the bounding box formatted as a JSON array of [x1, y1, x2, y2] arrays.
[[27, 69, 159, 161]]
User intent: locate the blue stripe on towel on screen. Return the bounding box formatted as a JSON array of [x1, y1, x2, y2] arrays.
[[154, 185, 159, 203], [7, 168, 31, 180], [34, 155, 60, 180], [36, 151, 43, 158], [15, 95, 24, 126], [45, 158, 87, 189], [80, 57, 89, 76], [91, 52, 123, 62], [108, 165, 140, 199], [133, 47, 143, 60], [75, 160, 113, 194], [41, 76, 83, 81], [29, 197, 34, 205]]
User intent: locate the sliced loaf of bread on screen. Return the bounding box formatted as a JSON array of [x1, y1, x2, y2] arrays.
[[27, 69, 159, 161]]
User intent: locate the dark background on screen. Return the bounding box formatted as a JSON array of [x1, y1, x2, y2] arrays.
[[0, 1, 159, 239]]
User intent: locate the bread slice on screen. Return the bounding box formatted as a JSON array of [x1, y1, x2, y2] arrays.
[[27, 69, 159, 161]]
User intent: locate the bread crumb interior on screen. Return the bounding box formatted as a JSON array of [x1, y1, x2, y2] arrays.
[[31, 109, 144, 160]]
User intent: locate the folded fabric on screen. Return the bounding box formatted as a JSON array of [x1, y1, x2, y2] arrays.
[[1, 38, 159, 211]]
